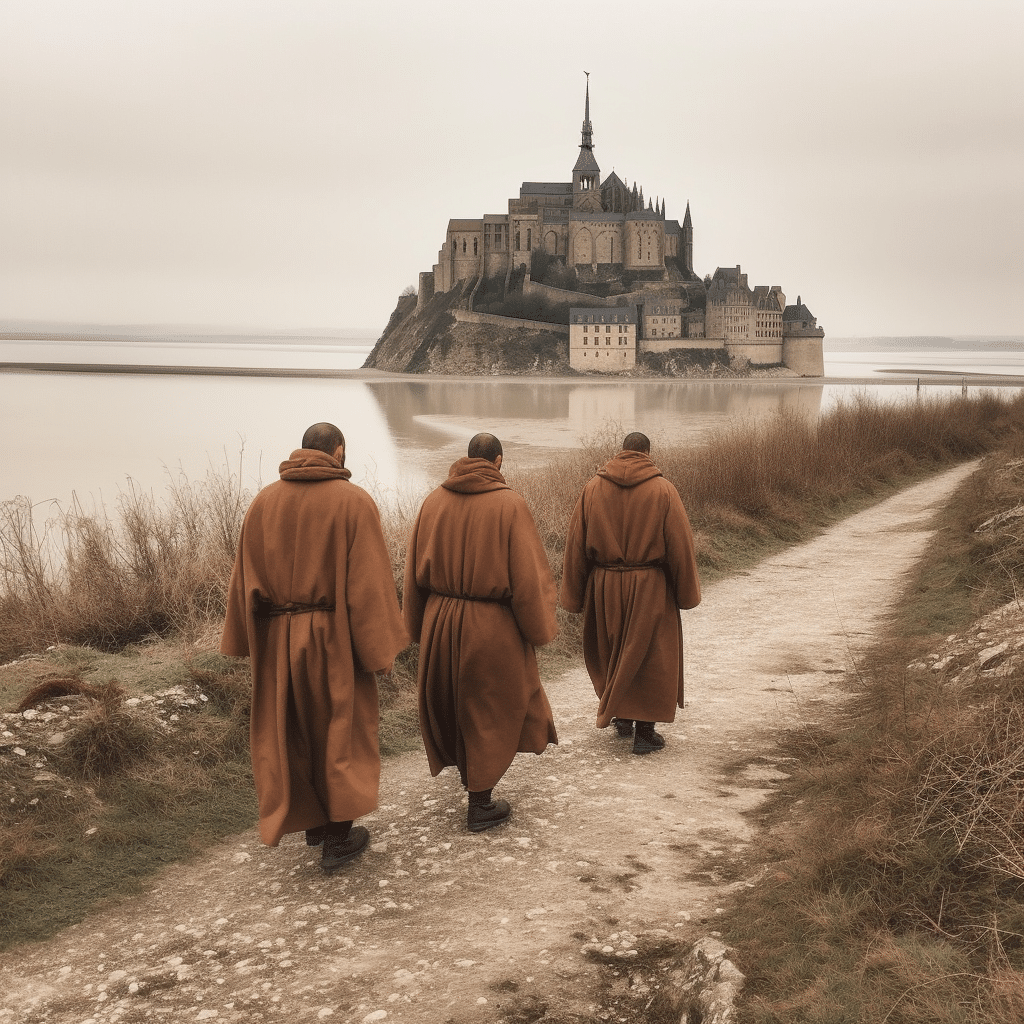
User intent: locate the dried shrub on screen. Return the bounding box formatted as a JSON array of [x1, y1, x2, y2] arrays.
[[58, 684, 160, 779]]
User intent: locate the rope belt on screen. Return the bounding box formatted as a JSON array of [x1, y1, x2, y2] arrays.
[[431, 590, 513, 607], [254, 598, 335, 617], [593, 560, 665, 572]]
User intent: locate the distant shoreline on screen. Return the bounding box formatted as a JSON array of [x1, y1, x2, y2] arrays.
[[2, 361, 1022, 387]]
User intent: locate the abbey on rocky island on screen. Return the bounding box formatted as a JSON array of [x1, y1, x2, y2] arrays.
[[412, 78, 824, 376]]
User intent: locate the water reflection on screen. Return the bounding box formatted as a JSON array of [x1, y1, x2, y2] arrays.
[[365, 378, 825, 487], [4, 369, 1009, 515]]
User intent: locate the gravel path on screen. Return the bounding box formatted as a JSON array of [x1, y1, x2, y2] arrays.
[[0, 462, 978, 1024]]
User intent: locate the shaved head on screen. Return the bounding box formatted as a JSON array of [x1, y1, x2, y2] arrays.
[[622, 432, 650, 454], [468, 432, 503, 463], [302, 422, 345, 455]]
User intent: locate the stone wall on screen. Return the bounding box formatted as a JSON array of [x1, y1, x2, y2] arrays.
[[783, 334, 826, 376], [454, 309, 568, 335], [727, 340, 784, 366], [642, 336, 725, 354]]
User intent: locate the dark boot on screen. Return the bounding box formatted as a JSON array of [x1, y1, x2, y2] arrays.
[[305, 824, 327, 847], [321, 821, 369, 871], [633, 721, 666, 756], [612, 717, 635, 738], [467, 789, 511, 833]]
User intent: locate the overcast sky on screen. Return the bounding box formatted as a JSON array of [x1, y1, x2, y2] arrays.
[[1, 0, 1021, 338]]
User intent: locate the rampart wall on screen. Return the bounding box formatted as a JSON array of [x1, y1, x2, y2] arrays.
[[454, 309, 569, 336]]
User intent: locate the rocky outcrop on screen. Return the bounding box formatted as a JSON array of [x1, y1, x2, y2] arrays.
[[362, 287, 570, 375]]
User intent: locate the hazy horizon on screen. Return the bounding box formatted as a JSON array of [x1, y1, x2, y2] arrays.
[[1, 0, 1021, 339]]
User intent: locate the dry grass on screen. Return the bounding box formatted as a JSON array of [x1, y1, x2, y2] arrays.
[[0, 463, 250, 663], [0, 653, 256, 948], [2, 392, 1017, 668], [723, 438, 1024, 1024], [2, 390, 1023, 959]]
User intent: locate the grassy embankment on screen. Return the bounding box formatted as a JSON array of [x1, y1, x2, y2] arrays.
[[720, 424, 1024, 1021], [1, 391, 1021, 950]]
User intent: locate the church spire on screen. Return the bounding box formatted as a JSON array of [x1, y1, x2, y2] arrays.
[[580, 72, 593, 152], [572, 72, 601, 210]]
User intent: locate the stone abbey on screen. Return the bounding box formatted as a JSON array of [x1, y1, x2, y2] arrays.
[[413, 79, 824, 376]]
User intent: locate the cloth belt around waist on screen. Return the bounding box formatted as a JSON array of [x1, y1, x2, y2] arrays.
[[254, 598, 335, 617], [593, 560, 665, 572], [430, 590, 513, 608]]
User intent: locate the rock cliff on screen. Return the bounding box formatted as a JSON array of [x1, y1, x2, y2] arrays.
[[362, 288, 570, 375]]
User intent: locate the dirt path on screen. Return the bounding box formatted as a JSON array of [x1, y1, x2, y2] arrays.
[[0, 463, 978, 1024]]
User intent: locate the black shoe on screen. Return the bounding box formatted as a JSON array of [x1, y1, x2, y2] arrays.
[[633, 722, 666, 756], [305, 825, 327, 847], [612, 718, 635, 738], [467, 798, 512, 833], [321, 826, 370, 871]]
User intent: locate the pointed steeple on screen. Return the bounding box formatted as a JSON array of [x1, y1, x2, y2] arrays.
[[572, 72, 601, 210], [682, 201, 693, 275], [581, 73, 593, 152]]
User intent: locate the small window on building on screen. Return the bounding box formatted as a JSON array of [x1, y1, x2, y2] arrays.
[[473, 238, 478, 256]]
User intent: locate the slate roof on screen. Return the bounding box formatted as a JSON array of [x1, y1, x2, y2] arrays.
[[570, 306, 638, 324], [521, 182, 572, 196], [783, 301, 816, 322], [570, 211, 626, 223], [573, 149, 601, 173]]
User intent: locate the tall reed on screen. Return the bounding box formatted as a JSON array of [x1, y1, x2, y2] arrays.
[[1, 391, 1021, 665]]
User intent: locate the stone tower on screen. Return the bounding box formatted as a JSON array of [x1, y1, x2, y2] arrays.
[[572, 75, 603, 213]]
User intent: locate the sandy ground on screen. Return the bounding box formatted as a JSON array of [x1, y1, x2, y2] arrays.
[[0, 462, 979, 1024]]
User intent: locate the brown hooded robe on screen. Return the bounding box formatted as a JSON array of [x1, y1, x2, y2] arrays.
[[221, 449, 408, 846], [403, 457, 558, 791], [559, 449, 701, 727]]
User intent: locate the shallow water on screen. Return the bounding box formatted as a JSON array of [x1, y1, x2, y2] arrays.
[[1, 338, 1018, 514]]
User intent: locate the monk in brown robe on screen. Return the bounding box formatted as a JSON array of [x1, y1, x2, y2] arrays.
[[560, 431, 701, 755], [222, 423, 408, 870], [404, 432, 558, 832]]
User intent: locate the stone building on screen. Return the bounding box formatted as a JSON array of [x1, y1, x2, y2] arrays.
[[419, 78, 824, 376], [569, 306, 638, 371], [432, 78, 693, 296]]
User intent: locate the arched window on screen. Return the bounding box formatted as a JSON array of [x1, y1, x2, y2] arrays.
[[462, 239, 466, 254], [526, 229, 531, 252], [473, 238, 478, 256], [515, 230, 521, 250]]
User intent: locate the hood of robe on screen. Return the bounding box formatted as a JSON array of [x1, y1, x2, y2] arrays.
[[278, 448, 352, 482], [597, 450, 664, 488], [441, 456, 509, 495]]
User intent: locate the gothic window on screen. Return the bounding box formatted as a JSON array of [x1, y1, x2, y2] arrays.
[[462, 239, 466, 254], [526, 229, 531, 251], [474, 238, 478, 256], [515, 230, 521, 250]]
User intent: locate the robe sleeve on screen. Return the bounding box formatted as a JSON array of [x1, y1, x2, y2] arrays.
[[664, 486, 702, 611], [509, 500, 558, 648], [558, 491, 589, 614], [345, 495, 409, 673], [402, 507, 428, 641], [220, 521, 251, 658]]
